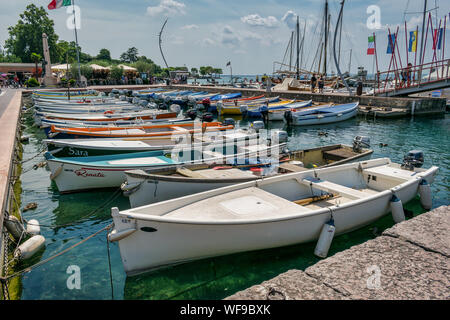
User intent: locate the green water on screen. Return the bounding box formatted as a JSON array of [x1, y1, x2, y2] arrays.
[[16, 112, 449, 300]]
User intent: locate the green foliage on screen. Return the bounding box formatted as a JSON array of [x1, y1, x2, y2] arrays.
[[96, 48, 111, 61], [30, 52, 41, 63], [199, 66, 223, 76], [110, 66, 124, 80], [5, 4, 60, 63], [69, 79, 76, 86], [26, 77, 40, 87], [120, 47, 139, 63]]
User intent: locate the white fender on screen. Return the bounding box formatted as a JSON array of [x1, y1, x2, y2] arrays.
[[390, 195, 405, 223], [314, 218, 336, 258], [15, 235, 46, 260], [5, 216, 25, 241], [26, 219, 41, 236], [419, 180, 432, 210], [108, 228, 137, 242]]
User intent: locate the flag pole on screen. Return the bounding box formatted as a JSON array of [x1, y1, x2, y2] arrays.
[[72, 0, 82, 85]]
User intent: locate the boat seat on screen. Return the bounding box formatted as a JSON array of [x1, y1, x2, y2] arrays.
[[363, 166, 414, 182], [176, 167, 204, 178], [279, 163, 309, 173], [298, 177, 370, 200]]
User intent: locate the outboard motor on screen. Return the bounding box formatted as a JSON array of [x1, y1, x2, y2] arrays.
[[169, 104, 181, 114], [401, 150, 424, 170], [202, 113, 214, 122], [127, 97, 134, 103], [132, 97, 139, 104], [139, 99, 148, 107], [147, 102, 157, 109], [271, 130, 288, 143], [185, 109, 198, 120], [240, 105, 248, 117], [260, 105, 269, 123], [108, 92, 115, 98], [223, 118, 236, 127], [251, 121, 265, 132], [352, 136, 371, 152], [119, 95, 127, 101], [284, 110, 293, 125]]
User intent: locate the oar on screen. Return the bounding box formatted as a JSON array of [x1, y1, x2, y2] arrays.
[[293, 193, 334, 206]]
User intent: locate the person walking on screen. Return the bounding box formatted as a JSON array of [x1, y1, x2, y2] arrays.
[[311, 74, 317, 93]]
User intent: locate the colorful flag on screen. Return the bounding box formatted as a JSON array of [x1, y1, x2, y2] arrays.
[[367, 35, 375, 55], [387, 34, 396, 54], [408, 31, 417, 52], [433, 28, 443, 50], [48, 0, 72, 10]]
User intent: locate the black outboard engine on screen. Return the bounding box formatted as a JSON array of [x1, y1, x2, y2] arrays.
[[401, 150, 424, 171], [284, 110, 293, 125], [202, 113, 214, 122], [185, 109, 198, 120], [352, 136, 371, 152], [223, 118, 235, 126]]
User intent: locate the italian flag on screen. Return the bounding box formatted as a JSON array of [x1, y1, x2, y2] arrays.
[[48, 0, 72, 10], [367, 35, 375, 55]]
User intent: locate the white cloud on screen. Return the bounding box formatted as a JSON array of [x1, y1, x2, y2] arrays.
[[181, 24, 199, 30], [146, 0, 186, 17], [202, 38, 215, 46], [241, 14, 279, 28], [281, 10, 298, 29]]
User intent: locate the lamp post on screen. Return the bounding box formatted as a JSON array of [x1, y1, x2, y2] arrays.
[[227, 61, 232, 86]]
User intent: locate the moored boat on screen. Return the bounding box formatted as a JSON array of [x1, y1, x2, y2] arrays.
[[109, 158, 438, 275], [284, 102, 359, 126], [123, 142, 374, 208]]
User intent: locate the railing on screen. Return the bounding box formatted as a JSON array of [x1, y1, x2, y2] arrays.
[[374, 58, 450, 95]]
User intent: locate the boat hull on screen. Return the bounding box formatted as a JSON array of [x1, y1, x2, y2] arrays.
[[111, 160, 438, 275]]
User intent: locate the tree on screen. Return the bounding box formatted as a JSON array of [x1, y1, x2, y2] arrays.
[[134, 61, 152, 73], [96, 48, 111, 61], [120, 47, 139, 63], [110, 66, 124, 80], [30, 52, 42, 78], [191, 67, 198, 76], [5, 4, 60, 63]]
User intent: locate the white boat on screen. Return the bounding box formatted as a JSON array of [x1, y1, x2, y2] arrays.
[[123, 143, 373, 208], [45, 143, 286, 193], [109, 158, 438, 275], [284, 102, 359, 126]]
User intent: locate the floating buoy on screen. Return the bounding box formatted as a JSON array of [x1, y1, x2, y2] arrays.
[[15, 235, 45, 260], [5, 216, 25, 241], [26, 219, 41, 236], [170, 104, 181, 113], [20, 136, 30, 143], [390, 195, 405, 223], [419, 179, 432, 210], [314, 218, 336, 258]]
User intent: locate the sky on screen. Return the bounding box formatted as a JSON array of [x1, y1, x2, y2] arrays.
[[0, 0, 449, 75]]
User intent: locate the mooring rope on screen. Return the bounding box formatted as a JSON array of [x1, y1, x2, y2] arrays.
[[0, 223, 113, 282]]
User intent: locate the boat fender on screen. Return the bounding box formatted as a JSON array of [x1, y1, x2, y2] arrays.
[[390, 195, 405, 223], [15, 235, 46, 260], [5, 216, 25, 241], [419, 179, 432, 210], [314, 218, 336, 258], [26, 219, 41, 236], [48, 132, 59, 139], [50, 165, 64, 180], [108, 228, 137, 242]]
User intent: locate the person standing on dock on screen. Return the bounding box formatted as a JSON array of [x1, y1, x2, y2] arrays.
[[311, 74, 317, 93], [318, 75, 324, 94]]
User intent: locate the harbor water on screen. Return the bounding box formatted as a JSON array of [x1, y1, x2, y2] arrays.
[[16, 110, 449, 300]]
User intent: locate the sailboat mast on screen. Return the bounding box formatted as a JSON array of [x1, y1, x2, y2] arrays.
[[419, 0, 427, 65], [296, 16, 300, 79], [289, 31, 294, 71], [300, 20, 306, 71], [348, 48, 352, 73], [323, 0, 328, 76]]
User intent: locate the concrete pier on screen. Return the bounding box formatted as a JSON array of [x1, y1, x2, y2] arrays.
[[0, 89, 23, 291], [226, 206, 450, 300]]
